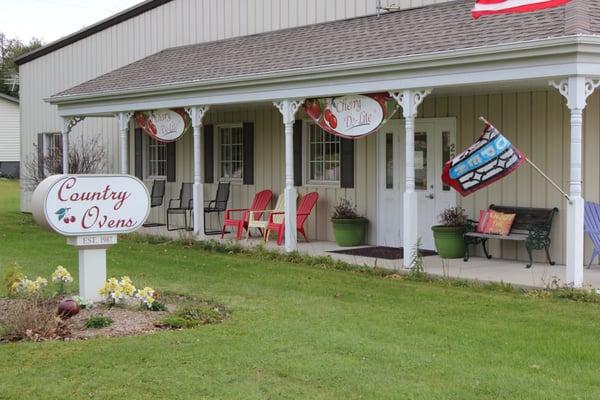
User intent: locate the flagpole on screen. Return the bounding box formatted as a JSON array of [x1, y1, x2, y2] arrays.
[[478, 116, 572, 203]]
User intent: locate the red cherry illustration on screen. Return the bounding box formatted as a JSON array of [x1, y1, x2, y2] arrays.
[[64, 218, 70, 224], [324, 109, 333, 123], [329, 115, 338, 129], [307, 101, 322, 120], [70, 216, 76, 223]]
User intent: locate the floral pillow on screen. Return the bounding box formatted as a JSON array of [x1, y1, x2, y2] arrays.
[[485, 212, 516, 236], [476, 210, 495, 233]]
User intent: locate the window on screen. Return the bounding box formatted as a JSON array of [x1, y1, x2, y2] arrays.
[[307, 123, 340, 184], [217, 125, 243, 181], [147, 137, 167, 178], [38, 132, 62, 176]]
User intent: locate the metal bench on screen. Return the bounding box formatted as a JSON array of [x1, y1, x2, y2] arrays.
[[464, 205, 558, 268]]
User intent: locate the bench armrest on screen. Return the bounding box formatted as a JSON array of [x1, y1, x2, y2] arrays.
[[224, 208, 249, 220]]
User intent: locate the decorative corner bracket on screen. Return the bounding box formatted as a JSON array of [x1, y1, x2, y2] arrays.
[[274, 99, 305, 125], [62, 116, 86, 134], [185, 106, 210, 127], [389, 89, 432, 118], [549, 78, 600, 110], [115, 112, 134, 131]]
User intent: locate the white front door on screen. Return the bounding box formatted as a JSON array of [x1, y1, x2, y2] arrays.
[[378, 118, 457, 250], [377, 120, 403, 247]]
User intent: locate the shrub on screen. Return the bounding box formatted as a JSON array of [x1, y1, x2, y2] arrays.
[[0, 298, 67, 341], [162, 304, 227, 329], [438, 206, 468, 226], [332, 198, 359, 219], [84, 315, 113, 329], [2, 262, 24, 296]]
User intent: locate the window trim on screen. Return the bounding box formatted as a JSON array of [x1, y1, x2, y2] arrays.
[[302, 120, 341, 188], [214, 123, 244, 184], [144, 134, 168, 180]]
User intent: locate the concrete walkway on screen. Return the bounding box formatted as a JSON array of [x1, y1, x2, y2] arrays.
[[138, 225, 600, 289]]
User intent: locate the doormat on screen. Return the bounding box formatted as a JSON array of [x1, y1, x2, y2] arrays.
[[329, 246, 437, 260]]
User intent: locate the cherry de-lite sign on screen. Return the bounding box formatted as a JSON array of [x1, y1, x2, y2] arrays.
[[304, 93, 399, 139], [32, 175, 150, 301], [134, 108, 191, 142]]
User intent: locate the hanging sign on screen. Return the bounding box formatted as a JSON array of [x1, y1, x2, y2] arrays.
[[304, 93, 399, 139], [442, 122, 525, 196], [32, 174, 150, 236], [134, 108, 191, 142]]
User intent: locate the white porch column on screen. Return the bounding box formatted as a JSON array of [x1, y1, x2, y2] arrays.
[[60, 117, 69, 174], [274, 99, 304, 252], [185, 106, 210, 240], [390, 89, 431, 267], [116, 112, 133, 174], [550, 77, 600, 287], [60, 116, 85, 174]]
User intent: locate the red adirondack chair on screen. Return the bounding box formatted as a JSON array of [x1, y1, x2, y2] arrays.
[[221, 189, 273, 240], [266, 192, 319, 246]]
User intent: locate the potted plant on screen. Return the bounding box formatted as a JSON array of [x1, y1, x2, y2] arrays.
[[431, 206, 468, 259], [331, 198, 368, 247]]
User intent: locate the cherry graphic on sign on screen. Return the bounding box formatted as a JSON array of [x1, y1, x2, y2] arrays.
[[324, 109, 338, 129], [306, 100, 322, 120], [329, 114, 338, 129]]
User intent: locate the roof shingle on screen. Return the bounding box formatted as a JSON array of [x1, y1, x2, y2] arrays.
[[54, 0, 598, 99]]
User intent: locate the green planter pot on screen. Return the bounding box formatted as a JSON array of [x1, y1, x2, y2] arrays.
[[431, 225, 466, 259], [332, 218, 368, 247]]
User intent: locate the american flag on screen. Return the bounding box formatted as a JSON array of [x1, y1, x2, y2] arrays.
[[472, 0, 571, 19]]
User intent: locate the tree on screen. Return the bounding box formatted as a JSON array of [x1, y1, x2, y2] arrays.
[[0, 33, 43, 98], [23, 135, 107, 190]]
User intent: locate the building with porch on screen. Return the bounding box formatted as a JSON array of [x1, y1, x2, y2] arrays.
[[16, 0, 600, 287]]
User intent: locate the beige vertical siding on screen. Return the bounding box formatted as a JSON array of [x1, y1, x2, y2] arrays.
[[19, 0, 455, 211], [412, 89, 600, 266], [0, 98, 19, 162]]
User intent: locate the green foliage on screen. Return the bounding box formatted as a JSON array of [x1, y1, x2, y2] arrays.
[[162, 304, 227, 329], [84, 316, 113, 329], [2, 262, 24, 296], [147, 301, 167, 312], [0, 33, 43, 97]]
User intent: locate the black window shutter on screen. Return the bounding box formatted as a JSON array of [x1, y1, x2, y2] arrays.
[[56, 134, 63, 174], [37, 133, 44, 178], [204, 124, 214, 184], [242, 122, 254, 185], [166, 142, 176, 182], [340, 138, 355, 189], [134, 128, 143, 179], [293, 120, 303, 187]]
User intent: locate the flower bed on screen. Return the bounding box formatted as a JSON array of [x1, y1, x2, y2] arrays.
[[0, 264, 228, 343]]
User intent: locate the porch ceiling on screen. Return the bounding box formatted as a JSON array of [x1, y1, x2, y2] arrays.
[[47, 0, 600, 116]]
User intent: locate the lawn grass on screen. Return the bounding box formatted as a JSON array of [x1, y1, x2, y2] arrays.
[[1, 179, 600, 399]]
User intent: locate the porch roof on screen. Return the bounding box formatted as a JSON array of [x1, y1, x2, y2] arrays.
[[50, 0, 599, 103]]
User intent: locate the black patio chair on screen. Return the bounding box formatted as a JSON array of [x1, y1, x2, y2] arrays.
[[143, 180, 166, 227], [166, 182, 193, 231], [204, 182, 230, 235]]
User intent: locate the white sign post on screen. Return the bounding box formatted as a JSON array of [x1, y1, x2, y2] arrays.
[[32, 175, 150, 301]]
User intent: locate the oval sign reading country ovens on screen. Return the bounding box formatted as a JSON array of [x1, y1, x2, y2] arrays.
[[32, 175, 150, 237]]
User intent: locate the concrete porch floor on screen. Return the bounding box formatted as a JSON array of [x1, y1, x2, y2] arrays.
[[138, 225, 600, 290]]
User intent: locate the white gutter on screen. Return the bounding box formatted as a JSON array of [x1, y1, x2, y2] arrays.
[[46, 34, 600, 109]]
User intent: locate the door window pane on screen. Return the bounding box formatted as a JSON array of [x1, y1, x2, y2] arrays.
[[442, 131, 453, 191], [385, 133, 393, 189], [414, 132, 427, 190]]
